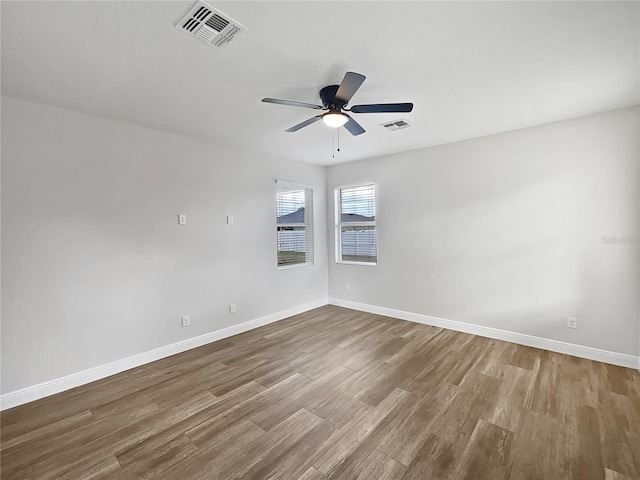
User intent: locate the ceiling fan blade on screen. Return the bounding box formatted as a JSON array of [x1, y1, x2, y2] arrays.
[[285, 115, 322, 132], [350, 103, 414, 113], [262, 98, 323, 110], [334, 72, 366, 104], [343, 115, 365, 136]]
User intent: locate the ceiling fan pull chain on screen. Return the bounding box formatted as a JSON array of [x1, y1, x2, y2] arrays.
[[337, 128, 341, 152]]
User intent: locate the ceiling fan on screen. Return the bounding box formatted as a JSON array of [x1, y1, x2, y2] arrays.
[[262, 72, 413, 136]]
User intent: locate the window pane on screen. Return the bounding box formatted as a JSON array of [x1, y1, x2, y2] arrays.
[[341, 225, 377, 263], [276, 182, 313, 268], [278, 226, 306, 266], [277, 190, 305, 224], [341, 184, 375, 222]]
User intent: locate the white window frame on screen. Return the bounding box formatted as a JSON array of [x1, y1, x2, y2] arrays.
[[276, 180, 314, 270], [335, 182, 377, 266]]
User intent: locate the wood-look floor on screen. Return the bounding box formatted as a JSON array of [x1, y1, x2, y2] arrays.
[[2, 305, 640, 480]]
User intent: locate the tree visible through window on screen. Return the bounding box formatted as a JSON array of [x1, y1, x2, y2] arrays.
[[276, 181, 313, 268], [335, 183, 377, 264]]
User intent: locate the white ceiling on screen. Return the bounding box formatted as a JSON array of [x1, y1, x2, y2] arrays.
[[2, 1, 638, 166]]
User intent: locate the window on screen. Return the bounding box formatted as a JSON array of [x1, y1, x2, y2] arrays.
[[276, 180, 313, 268], [335, 183, 377, 265]]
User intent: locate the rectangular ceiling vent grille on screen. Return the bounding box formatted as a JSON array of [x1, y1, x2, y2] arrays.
[[381, 119, 411, 131], [176, 1, 247, 49], [206, 14, 229, 32]]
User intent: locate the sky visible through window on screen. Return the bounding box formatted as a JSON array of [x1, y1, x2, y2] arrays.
[[341, 184, 375, 221], [277, 190, 304, 218]]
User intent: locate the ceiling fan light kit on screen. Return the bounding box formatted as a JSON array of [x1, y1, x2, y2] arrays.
[[322, 112, 349, 128], [262, 71, 413, 136]]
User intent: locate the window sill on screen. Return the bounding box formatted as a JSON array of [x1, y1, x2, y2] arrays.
[[278, 262, 313, 271], [336, 261, 377, 267]]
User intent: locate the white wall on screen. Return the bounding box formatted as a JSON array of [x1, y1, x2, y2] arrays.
[[1, 97, 328, 395], [2, 98, 638, 401], [328, 107, 640, 357]]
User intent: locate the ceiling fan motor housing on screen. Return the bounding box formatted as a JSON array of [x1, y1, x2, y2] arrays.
[[319, 85, 344, 109]]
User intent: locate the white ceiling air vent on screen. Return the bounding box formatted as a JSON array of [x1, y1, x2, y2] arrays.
[[381, 119, 411, 131], [176, 1, 247, 49]]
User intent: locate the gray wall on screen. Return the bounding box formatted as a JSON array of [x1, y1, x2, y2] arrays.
[[328, 107, 640, 356], [1, 97, 328, 394]]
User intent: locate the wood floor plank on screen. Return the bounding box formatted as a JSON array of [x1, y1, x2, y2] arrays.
[[250, 365, 354, 431], [1, 400, 159, 474], [350, 448, 407, 479], [183, 373, 310, 446], [264, 397, 374, 480], [426, 370, 501, 447], [157, 419, 267, 480], [452, 419, 514, 480], [597, 389, 640, 478], [356, 355, 425, 407], [183, 408, 321, 480], [0, 417, 24, 444], [20, 392, 216, 479], [401, 433, 459, 480], [569, 403, 605, 479], [310, 359, 392, 419], [320, 393, 411, 479], [234, 409, 325, 480], [0, 410, 94, 451], [524, 353, 572, 424], [113, 434, 198, 479], [2, 305, 638, 480], [377, 382, 457, 466], [313, 387, 409, 476], [605, 468, 638, 480], [507, 409, 570, 479], [48, 452, 121, 480], [110, 379, 265, 476], [296, 466, 328, 480]]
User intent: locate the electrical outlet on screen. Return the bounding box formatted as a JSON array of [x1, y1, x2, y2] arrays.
[[181, 315, 190, 327], [229, 304, 236, 314], [567, 317, 577, 329], [346, 283, 351, 292]]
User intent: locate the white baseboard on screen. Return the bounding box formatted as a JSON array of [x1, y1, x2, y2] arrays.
[[0, 298, 329, 411], [329, 298, 640, 370], [3, 297, 636, 410]]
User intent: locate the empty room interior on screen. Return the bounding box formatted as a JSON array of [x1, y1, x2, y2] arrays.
[[1, 1, 639, 479]]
